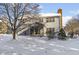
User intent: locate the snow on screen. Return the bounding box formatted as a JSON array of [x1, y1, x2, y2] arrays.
[[40, 13, 61, 17], [0, 20, 2, 22], [0, 34, 79, 55]]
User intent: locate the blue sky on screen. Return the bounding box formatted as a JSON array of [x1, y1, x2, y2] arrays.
[[39, 3, 79, 26], [39, 3, 79, 16]]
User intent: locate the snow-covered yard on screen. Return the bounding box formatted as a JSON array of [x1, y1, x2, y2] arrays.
[[0, 34, 79, 55]]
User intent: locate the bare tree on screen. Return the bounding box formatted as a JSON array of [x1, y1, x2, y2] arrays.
[[65, 18, 79, 33], [0, 3, 40, 39]]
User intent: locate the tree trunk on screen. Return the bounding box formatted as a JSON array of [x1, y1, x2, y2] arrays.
[[13, 19, 17, 39], [12, 29, 16, 39]]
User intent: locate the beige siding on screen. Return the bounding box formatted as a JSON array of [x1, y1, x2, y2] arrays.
[[42, 16, 60, 36]]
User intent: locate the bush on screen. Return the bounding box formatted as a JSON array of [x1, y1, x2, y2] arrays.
[[46, 30, 55, 40], [68, 32, 74, 38], [58, 28, 66, 40]]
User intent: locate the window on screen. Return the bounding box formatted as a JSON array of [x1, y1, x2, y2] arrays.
[[40, 18, 43, 22], [51, 18, 55, 22], [46, 17, 55, 22], [51, 28, 55, 32], [47, 28, 51, 32], [46, 18, 49, 22], [46, 28, 55, 32]]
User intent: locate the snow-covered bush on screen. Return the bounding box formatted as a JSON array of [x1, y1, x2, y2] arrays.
[[46, 30, 55, 40], [68, 32, 74, 38], [58, 28, 67, 40]]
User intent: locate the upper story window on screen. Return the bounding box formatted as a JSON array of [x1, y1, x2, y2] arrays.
[[46, 17, 55, 22], [51, 18, 55, 22], [40, 18, 43, 22], [46, 18, 50, 22]]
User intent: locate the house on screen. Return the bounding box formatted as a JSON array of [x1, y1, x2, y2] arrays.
[[18, 8, 63, 36], [0, 19, 8, 34]]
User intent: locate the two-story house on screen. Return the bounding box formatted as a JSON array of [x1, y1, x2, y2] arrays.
[[18, 8, 62, 36]]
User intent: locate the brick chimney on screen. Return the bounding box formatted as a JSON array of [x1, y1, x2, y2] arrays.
[[57, 8, 62, 29]]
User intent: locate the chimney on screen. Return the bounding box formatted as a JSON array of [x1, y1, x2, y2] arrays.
[[57, 8, 62, 15], [57, 8, 62, 29]]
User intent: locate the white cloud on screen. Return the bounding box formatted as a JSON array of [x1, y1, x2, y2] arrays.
[[63, 10, 79, 27], [39, 5, 43, 9], [62, 16, 72, 26], [69, 10, 79, 15]]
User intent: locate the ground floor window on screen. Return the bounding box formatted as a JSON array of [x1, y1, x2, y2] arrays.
[[46, 28, 55, 33], [30, 27, 41, 35]]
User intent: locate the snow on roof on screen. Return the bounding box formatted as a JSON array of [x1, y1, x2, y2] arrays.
[[0, 20, 2, 22], [40, 13, 61, 17], [18, 13, 61, 19]]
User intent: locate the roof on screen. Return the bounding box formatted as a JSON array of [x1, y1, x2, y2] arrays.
[[40, 13, 61, 17], [18, 13, 61, 19]]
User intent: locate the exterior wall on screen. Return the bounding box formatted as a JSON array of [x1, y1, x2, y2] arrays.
[[41, 16, 60, 36], [54, 17, 60, 32]]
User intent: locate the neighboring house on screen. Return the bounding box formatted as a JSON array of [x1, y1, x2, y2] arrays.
[[0, 19, 8, 34], [18, 8, 63, 36]]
